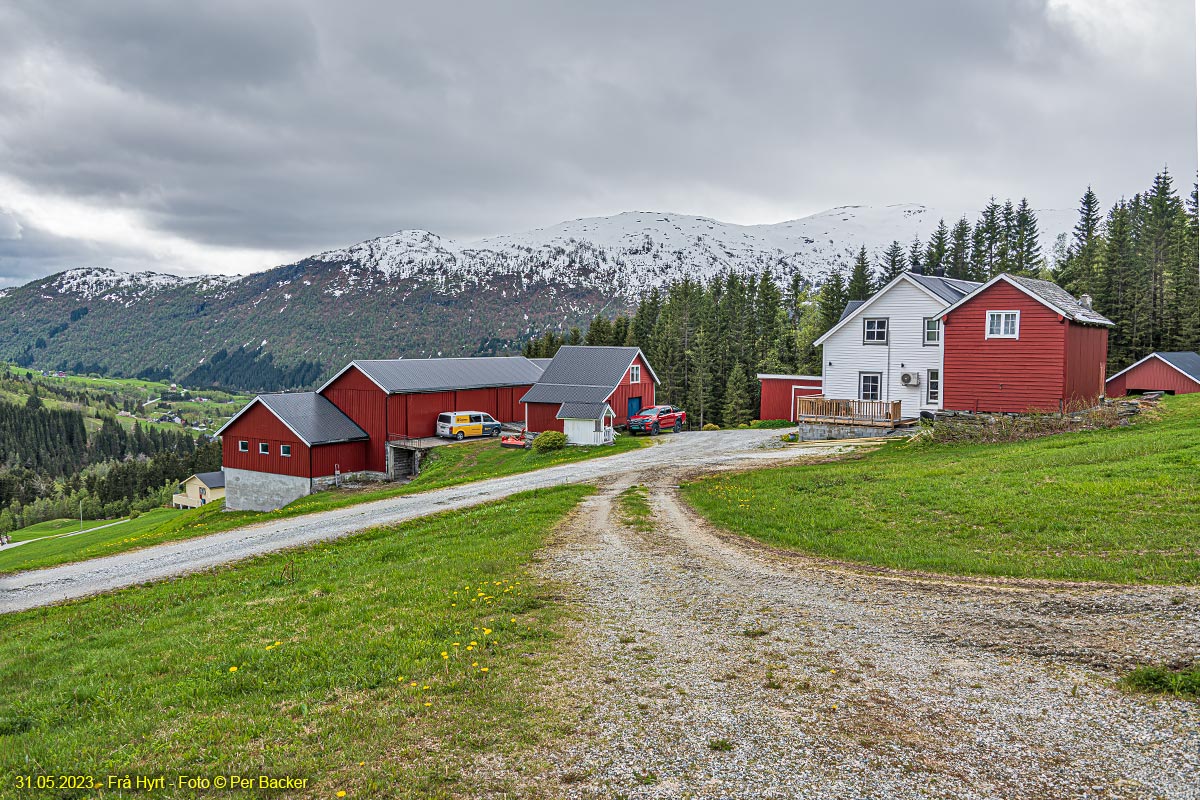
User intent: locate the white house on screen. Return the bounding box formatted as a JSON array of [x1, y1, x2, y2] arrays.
[[814, 272, 980, 419]]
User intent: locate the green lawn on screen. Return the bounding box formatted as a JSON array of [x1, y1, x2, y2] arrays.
[[6, 516, 119, 544], [0, 435, 646, 575], [682, 395, 1200, 584], [0, 509, 183, 573], [0, 485, 591, 799]]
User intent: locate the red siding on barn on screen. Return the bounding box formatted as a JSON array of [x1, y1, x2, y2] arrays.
[[310, 440, 370, 477], [220, 401, 311, 478], [525, 402, 564, 433], [606, 353, 656, 426], [758, 377, 822, 421], [384, 385, 534, 439], [942, 281, 1069, 413], [1063, 323, 1109, 407], [1107, 357, 1200, 396], [321, 365, 389, 472]]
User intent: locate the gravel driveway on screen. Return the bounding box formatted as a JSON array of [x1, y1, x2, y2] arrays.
[[531, 471, 1200, 799], [0, 430, 855, 614]]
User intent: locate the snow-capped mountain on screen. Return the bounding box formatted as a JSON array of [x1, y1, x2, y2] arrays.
[[0, 204, 1073, 386]]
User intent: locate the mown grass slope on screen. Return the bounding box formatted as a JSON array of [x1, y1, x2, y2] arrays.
[[682, 395, 1199, 584], [0, 485, 591, 798]]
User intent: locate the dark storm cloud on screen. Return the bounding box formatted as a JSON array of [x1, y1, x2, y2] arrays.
[[0, 0, 1194, 284]]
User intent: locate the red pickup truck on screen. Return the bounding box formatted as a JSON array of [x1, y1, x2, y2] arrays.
[[627, 405, 687, 435]]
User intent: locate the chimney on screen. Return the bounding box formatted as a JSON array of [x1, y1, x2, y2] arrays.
[[1079, 293, 1093, 310]]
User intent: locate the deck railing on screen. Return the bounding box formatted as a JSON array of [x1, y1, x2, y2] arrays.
[[795, 396, 902, 426]]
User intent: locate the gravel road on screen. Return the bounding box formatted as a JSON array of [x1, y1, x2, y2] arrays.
[[0, 430, 855, 614], [532, 472, 1200, 799]]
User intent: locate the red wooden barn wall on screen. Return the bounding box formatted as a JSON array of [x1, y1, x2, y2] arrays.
[[221, 402, 311, 478], [1107, 358, 1200, 395], [942, 281, 1068, 413], [525, 402, 564, 433], [386, 386, 533, 438], [1062, 323, 1109, 408], [606, 353, 656, 426], [758, 377, 822, 421], [322, 366, 389, 472], [310, 440, 370, 477]]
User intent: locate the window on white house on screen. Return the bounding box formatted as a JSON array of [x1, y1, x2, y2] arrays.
[[924, 318, 941, 345], [238, 440, 249, 452], [280, 444, 291, 457], [986, 310, 1020, 339], [258, 442, 269, 455], [630, 364, 641, 383], [863, 318, 888, 344], [859, 373, 882, 401], [927, 370, 940, 403]]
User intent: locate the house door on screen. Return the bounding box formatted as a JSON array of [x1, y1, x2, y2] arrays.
[[627, 396, 642, 419]]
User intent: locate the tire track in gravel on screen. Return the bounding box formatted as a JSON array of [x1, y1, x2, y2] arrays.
[[533, 475, 1200, 800]]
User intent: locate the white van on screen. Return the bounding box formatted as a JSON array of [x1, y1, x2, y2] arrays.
[[436, 411, 502, 440]]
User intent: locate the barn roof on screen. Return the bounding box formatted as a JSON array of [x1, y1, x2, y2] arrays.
[[217, 392, 369, 446], [323, 356, 546, 394], [940, 273, 1114, 326], [193, 470, 225, 489], [1107, 351, 1200, 385], [556, 401, 614, 420], [520, 346, 658, 405]]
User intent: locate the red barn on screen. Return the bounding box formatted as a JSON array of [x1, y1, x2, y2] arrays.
[[757, 373, 822, 421], [1106, 351, 1200, 396], [940, 274, 1114, 413], [521, 346, 657, 433], [216, 392, 370, 511], [318, 357, 545, 472]]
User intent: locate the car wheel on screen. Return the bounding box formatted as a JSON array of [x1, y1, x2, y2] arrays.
[[456, 431, 465, 441], [651, 423, 660, 436], [673, 420, 682, 433]]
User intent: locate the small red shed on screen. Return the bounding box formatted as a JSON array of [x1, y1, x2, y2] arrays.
[[1106, 352, 1200, 396], [757, 373, 822, 421], [319, 357, 545, 472], [521, 346, 657, 433], [940, 274, 1114, 413]]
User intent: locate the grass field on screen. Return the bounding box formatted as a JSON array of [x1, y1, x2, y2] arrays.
[[0, 509, 183, 573], [0, 435, 645, 575], [6, 516, 119, 544], [0, 485, 590, 798], [682, 395, 1200, 584]]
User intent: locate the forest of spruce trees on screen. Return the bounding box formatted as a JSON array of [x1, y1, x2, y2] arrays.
[[527, 170, 1198, 427]]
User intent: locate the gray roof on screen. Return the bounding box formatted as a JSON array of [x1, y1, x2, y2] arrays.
[[529, 358, 554, 370], [556, 402, 613, 420], [838, 299, 865, 322], [1005, 274, 1114, 326], [907, 272, 982, 303], [521, 346, 655, 405], [343, 356, 545, 394], [1158, 351, 1200, 382], [193, 470, 225, 489], [256, 392, 369, 445]]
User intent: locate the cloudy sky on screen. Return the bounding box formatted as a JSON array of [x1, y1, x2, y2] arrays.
[[0, 0, 1194, 287]]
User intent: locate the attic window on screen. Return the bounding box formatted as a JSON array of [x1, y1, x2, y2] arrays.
[[258, 442, 269, 455], [630, 364, 641, 384], [280, 444, 291, 457], [863, 318, 888, 344], [986, 311, 1020, 339], [238, 441, 249, 452]]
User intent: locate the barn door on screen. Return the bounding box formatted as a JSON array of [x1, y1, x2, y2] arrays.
[[627, 396, 642, 418]]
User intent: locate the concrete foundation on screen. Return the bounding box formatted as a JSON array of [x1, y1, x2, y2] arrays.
[[794, 423, 912, 441], [312, 471, 388, 491], [224, 467, 311, 512]]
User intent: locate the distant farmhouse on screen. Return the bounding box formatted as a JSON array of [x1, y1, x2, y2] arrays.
[[1105, 351, 1200, 396]]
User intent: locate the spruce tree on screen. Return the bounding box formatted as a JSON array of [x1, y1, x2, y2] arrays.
[[816, 268, 848, 335], [1012, 198, 1043, 275], [923, 219, 950, 276], [879, 240, 907, 285], [721, 363, 753, 426], [847, 246, 873, 301], [946, 217, 973, 280], [907, 236, 924, 274]]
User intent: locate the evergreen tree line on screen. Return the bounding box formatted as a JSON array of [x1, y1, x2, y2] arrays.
[[182, 346, 324, 392]]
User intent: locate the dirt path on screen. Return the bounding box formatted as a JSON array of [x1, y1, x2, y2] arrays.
[[534, 474, 1200, 799]]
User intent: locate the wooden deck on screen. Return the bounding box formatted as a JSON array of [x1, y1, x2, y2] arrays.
[[795, 396, 911, 428]]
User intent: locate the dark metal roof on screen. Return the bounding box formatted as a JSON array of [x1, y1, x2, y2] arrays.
[[256, 392, 369, 445], [556, 402, 613, 420], [907, 272, 982, 303], [529, 358, 554, 370], [1158, 351, 1200, 382], [521, 346, 656, 405], [838, 300, 865, 322], [1005, 274, 1114, 326], [193, 470, 225, 489], [345, 356, 545, 394]]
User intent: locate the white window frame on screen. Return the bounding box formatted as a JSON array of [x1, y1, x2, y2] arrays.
[[258, 442, 269, 455], [927, 369, 940, 403], [630, 364, 641, 384], [859, 372, 882, 402], [986, 310, 1020, 339], [280, 444, 291, 457], [238, 440, 249, 452], [923, 317, 941, 346], [863, 318, 889, 345]]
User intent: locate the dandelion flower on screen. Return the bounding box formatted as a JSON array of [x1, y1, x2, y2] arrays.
[[472, 661, 478, 667], [359, 761, 364, 766], [422, 685, 430, 690], [510, 618, 516, 623], [483, 628, 492, 635], [480, 667, 489, 673], [274, 641, 281, 646], [424, 701, 432, 707], [337, 792, 346, 798], [229, 666, 238, 672]]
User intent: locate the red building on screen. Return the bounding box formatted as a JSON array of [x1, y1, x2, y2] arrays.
[[1106, 352, 1200, 396], [319, 357, 545, 472], [757, 373, 822, 421], [940, 274, 1113, 413], [521, 346, 657, 433]]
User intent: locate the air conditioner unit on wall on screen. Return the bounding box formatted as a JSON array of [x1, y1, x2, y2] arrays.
[[900, 371, 921, 387]]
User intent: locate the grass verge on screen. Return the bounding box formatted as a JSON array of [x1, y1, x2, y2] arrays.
[[681, 394, 1200, 584], [0, 485, 592, 798], [0, 435, 644, 575], [617, 485, 654, 532], [0, 509, 183, 573], [1121, 665, 1200, 700]]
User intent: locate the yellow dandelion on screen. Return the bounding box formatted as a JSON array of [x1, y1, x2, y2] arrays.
[[229, 666, 238, 672], [359, 761, 364, 766], [480, 667, 489, 673], [510, 618, 516, 623], [337, 792, 346, 798], [482, 628, 492, 635], [470, 641, 477, 646], [410, 681, 418, 687], [422, 685, 430, 690], [274, 641, 281, 646], [441, 652, 449, 659], [472, 661, 478, 667], [424, 701, 432, 707]]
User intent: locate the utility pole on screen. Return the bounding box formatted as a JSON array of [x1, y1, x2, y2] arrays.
[[80, 499, 83, 531]]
